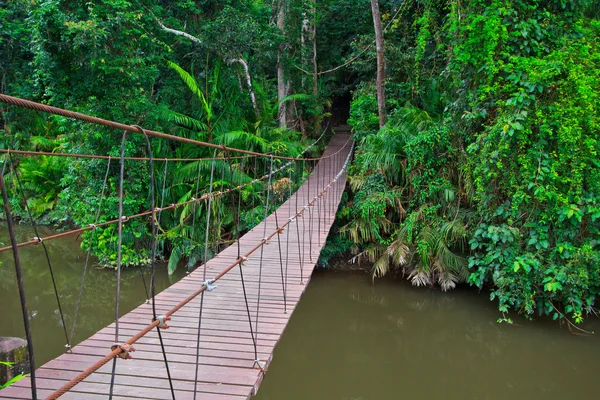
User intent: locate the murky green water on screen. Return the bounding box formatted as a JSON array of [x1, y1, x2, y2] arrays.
[[255, 270, 600, 400], [2, 224, 600, 399], [0, 223, 186, 366]]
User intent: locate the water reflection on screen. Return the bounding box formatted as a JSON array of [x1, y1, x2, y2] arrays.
[[255, 270, 600, 400]]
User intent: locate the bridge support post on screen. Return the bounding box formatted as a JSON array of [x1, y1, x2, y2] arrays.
[[0, 337, 30, 386]]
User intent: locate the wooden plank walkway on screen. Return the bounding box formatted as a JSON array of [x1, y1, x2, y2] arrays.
[[0, 131, 352, 399]]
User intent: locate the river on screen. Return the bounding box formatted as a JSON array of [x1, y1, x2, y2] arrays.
[[255, 270, 600, 400], [1, 226, 599, 399], [0, 223, 186, 366]]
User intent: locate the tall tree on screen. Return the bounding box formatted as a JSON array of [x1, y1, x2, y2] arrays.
[[370, 0, 386, 127], [277, 0, 289, 128]]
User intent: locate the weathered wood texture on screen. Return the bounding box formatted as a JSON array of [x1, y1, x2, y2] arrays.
[[0, 132, 351, 399]]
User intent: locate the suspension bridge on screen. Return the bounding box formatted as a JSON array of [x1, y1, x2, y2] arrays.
[[0, 94, 353, 399]]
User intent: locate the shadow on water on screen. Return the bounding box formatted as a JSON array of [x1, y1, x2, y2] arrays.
[[0, 223, 186, 366], [255, 269, 600, 400]]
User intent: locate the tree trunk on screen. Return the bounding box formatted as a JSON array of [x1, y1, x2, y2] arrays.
[[277, 0, 288, 129], [228, 58, 259, 119], [312, 0, 318, 98], [157, 20, 259, 120], [370, 0, 386, 128]]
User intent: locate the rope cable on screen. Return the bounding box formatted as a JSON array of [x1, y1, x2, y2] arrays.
[[300, 159, 307, 282], [283, 165, 292, 295], [308, 159, 313, 262], [190, 159, 203, 269], [228, 151, 264, 373]]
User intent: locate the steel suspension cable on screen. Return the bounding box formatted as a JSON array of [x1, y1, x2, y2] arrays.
[[0, 158, 37, 400], [0, 137, 348, 254], [308, 159, 313, 262], [0, 148, 254, 162], [317, 157, 322, 246], [301, 159, 307, 281], [9, 153, 71, 350], [44, 143, 354, 400], [255, 156, 274, 349], [139, 127, 176, 400], [193, 149, 218, 400], [190, 159, 204, 265], [284, 165, 293, 295], [108, 130, 128, 399], [272, 156, 288, 314], [294, 161, 304, 284], [69, 157, 112, 345], [0, 94, 345, 161], [228, 152, 264, 373], [215, 159, 227, 249]]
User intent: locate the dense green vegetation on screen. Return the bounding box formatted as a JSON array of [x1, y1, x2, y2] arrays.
[[336, 0, 600, 325], [1, 0, 599, 326], [0, 0, 327, 271]]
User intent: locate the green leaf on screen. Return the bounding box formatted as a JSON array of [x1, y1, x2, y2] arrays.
[[513, 261, 520, 273]]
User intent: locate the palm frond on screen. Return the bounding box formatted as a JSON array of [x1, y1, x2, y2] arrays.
[[167, 60, 209, 112]]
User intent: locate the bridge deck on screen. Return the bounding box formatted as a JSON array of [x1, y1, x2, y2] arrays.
[[0, 132, 352, 399]]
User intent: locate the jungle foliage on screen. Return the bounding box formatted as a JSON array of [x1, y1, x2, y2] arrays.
[[1, 0, 599, 326], [338, 0, 600, 324], [0, 0, 328, 272]]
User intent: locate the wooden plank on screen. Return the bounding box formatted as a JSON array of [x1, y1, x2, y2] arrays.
[[0, 134, 351, 399]]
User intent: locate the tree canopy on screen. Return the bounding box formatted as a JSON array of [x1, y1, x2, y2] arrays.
[[1, 0, 599, 326]]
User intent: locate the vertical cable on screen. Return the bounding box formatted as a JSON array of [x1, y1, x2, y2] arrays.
[[308, 159, 313, 261], [255, 156, 274, 342], [191, 160, 203, 252], [138, 127, 176, 400], [227, 152, 263, 373], [294, 160, 303, 284], [283, 165, 292, 296], [0, 159, 37, 400], [317, 157, 321, 246], [109, 130, 128, 399], [193, 149, 217, 400], [70, 157, 112, 345], [214, 158, 227, 251], [322, 151, 326, 239], [9, 153, 71, 350], [272, 157, 288, 314], [300, 159, 307, 283]]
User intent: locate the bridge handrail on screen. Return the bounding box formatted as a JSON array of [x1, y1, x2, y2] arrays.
[[0, 93, 345, 161], [0, 135, 351, 254], [44, 141, 354, 400]]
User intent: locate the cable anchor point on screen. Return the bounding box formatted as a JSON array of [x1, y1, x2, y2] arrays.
[[111, 343, 135, 360], [156, 315, 171, 330], [202, 278, 217, 291]]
